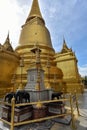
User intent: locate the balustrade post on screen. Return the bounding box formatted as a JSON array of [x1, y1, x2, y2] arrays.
[[10, 97, 15, 130], [75, 93, 80, 116], [70, 94, 77, 130]]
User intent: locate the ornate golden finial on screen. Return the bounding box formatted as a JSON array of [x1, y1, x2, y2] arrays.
[[20, 56, 24, 67], [30, 0, 42, 16], [31, 44, 41, 91], [18, 83, 23, 90], [36, 100, 43, 108], [11, 74, 16, 92], [19, 56, 24, 90], [26, 0, 44, 23], [63, 35, 66, 44], [46, 53, 51, 89], [31, 44, 45, 109], [3, 32, 14, 52], [46, 53, 50, 68], [5, 31, 10, 44], [54, 73, 57, 89], [45, 82, 51, 89], [63, 36, 67, 48], [61, 37, 70, 53]]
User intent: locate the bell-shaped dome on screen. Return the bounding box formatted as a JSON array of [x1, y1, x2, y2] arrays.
[[45, 66, 63, 79], [18, 0, 53, 49]]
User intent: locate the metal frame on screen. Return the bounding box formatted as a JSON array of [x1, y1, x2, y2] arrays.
[[0, 93, 79, 130]]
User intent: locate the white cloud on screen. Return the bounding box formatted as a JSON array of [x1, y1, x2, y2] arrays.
[[0, 1, 18, 43], [0, 0, 29, 49], [79, 65, 87, 77], [0, 0, 87, 71]]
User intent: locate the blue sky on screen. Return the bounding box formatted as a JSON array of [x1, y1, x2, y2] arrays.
[[0, 0, 87, 77]]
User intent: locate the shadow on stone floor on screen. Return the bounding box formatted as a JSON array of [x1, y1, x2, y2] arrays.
[[0, 120, 54, 130], [75, 119, 87, 130]]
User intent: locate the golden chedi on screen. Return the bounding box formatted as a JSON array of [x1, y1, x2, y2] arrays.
[[15, 0, 65, 92], [15, 0, 82, 93], [0, 34, 20, 97], [55, 38, 84, 93], [0, 0, 83, 96], [44, 65, 66, 92]]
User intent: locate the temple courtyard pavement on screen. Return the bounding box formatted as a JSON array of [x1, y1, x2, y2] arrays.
[[0, 89, 87, 130]]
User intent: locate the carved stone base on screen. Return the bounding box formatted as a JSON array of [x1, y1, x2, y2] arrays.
[[48, 102, 65, 116], [14, 106, 33, 122], [33, 105, 47, 119], [2, 105, 11, 121]]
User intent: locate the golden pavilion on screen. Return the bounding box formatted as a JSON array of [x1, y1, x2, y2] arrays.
[[0, 0, 83, 97]]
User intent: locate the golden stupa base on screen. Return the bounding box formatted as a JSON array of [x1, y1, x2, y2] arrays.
[[33, 101, 47, 119], [17, 83, 23, 90], [45, 82, 51, 89]]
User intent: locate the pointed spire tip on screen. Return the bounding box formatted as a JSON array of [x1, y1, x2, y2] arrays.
[[26, 0, 44, 23]]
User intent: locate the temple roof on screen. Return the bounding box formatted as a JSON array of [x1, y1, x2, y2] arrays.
[[3, 33, 14, 52], [61, 38, 72, 53], [26, 0, 44, 23]]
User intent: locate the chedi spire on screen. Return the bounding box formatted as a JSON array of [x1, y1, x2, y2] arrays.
[[3, 32, 14, 52], [26, 0, 44, 23]]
